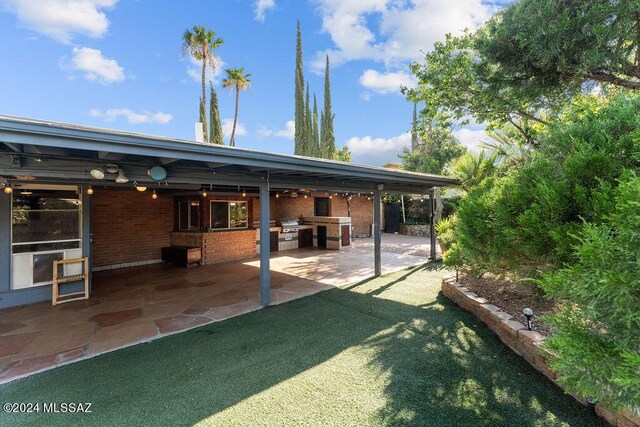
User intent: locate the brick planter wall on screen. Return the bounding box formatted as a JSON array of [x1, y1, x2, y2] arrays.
[[442, 277, 640, 427]]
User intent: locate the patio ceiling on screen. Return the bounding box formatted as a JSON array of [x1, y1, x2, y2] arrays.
[[0, 115, 456, 194]]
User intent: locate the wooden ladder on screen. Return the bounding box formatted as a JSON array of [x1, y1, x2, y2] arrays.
[[52, 257, 89, 306]]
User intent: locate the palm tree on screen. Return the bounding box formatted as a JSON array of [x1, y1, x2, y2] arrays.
[[182, 25, 223, 142], [222, 68, 251, 147], [447, 150, 498, 192]]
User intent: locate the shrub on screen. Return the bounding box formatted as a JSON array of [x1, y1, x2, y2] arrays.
[[434, 216, 456, 251], [454, 94, 640, 276], [539, 172, 640, 411]]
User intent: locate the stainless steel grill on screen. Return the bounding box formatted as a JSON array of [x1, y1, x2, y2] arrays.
[[277, 218, 300, 233]]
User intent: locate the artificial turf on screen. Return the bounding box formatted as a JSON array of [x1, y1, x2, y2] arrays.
[[0, 263, 606, 426]]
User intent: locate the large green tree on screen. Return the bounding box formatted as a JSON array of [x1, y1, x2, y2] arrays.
[[222, 68, 251, 147], [294, 21, 305, 155], [479, 0, 640, 92], [405, 32, 564, 145], [182, 25, 223, 143], [209, 83, 223, 145], [400, 125, 466, 174]]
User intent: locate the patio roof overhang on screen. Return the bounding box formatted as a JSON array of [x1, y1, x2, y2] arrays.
[[0, 115, 457, 193]]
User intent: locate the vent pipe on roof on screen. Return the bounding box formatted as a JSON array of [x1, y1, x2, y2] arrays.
[[195, 122, 204, 143]]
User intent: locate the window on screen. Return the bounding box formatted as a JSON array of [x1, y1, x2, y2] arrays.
[[178, 201, 200, 230], [314, 197, 330, 217], [11, 187, 82, 288], [210, 201, 248, 229]]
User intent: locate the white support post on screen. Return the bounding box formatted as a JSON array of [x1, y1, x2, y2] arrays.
[[259, 183, 271, 306]]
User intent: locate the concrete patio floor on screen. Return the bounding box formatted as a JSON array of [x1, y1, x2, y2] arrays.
[[0, 237, 428, 383]]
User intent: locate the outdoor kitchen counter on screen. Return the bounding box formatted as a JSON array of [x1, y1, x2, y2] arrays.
[[301, 217, 352, 250], [170, 230, 257, 264]]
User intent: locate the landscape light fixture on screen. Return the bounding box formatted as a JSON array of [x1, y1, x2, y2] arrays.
[[523, 308, 534, 331], [90, 168, 105, 180], [86, 186, 94, 195], [115, 170, 129, 184]]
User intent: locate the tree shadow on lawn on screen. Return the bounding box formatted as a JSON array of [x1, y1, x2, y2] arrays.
[[0, 266, 605, 427]]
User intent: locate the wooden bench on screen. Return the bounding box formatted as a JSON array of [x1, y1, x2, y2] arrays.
[[161, 246, 202, 267], [52, 257, 89, 306]]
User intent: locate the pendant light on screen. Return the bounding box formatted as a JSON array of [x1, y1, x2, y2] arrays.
[[115, 169, 129, 184], [152, 189, 158, 200], [90, 168, 105, 180], [86, 186, 94, 195], [3, 183, 12, 194]]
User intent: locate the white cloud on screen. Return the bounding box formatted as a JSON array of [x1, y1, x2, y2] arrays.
[[311, 0, 496, 71], [0, 0, 117, 43], [63, 46, 124, 84], [89, 108, 172, 124], [257, 120, 295, 139], [359, 69, 416, 94], [254, 0, 275, 21], [222, 118, 247, 138], [187, 55, 225, 86], [452, 127, 488, 152], [346, 126, 489, 165], [347, 132, 411, 166]]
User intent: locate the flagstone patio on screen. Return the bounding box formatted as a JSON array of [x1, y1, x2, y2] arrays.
[[0, 237, 430, 383]]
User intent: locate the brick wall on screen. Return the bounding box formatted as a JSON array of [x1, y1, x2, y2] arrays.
[[202, 229, 256, 264], [442, 277, 640, 427], [91, 188, 173, 268], [331, 196, 373, 236]]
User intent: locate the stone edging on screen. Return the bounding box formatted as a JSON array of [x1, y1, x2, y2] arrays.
[[441, 277, 640, 427]]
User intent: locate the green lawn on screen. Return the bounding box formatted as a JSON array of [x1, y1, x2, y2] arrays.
[[1, 263, 605, 426]]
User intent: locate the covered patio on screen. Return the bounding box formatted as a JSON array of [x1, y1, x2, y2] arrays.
[[0, 236, 429, 382], [0, 116, 453, 382]]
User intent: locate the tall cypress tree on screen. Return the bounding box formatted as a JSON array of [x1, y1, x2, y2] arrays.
[[199, 97, 207, 142], [303, 83, 311, 155], [321, 55, 336, 159], [294, 21, 305, 155], [312, 93, 320, 157], [209, 83, 223, 145], [411, 102, 419, 151]]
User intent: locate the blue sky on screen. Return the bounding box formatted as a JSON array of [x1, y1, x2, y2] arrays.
[[0, 0, 503, 166]]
